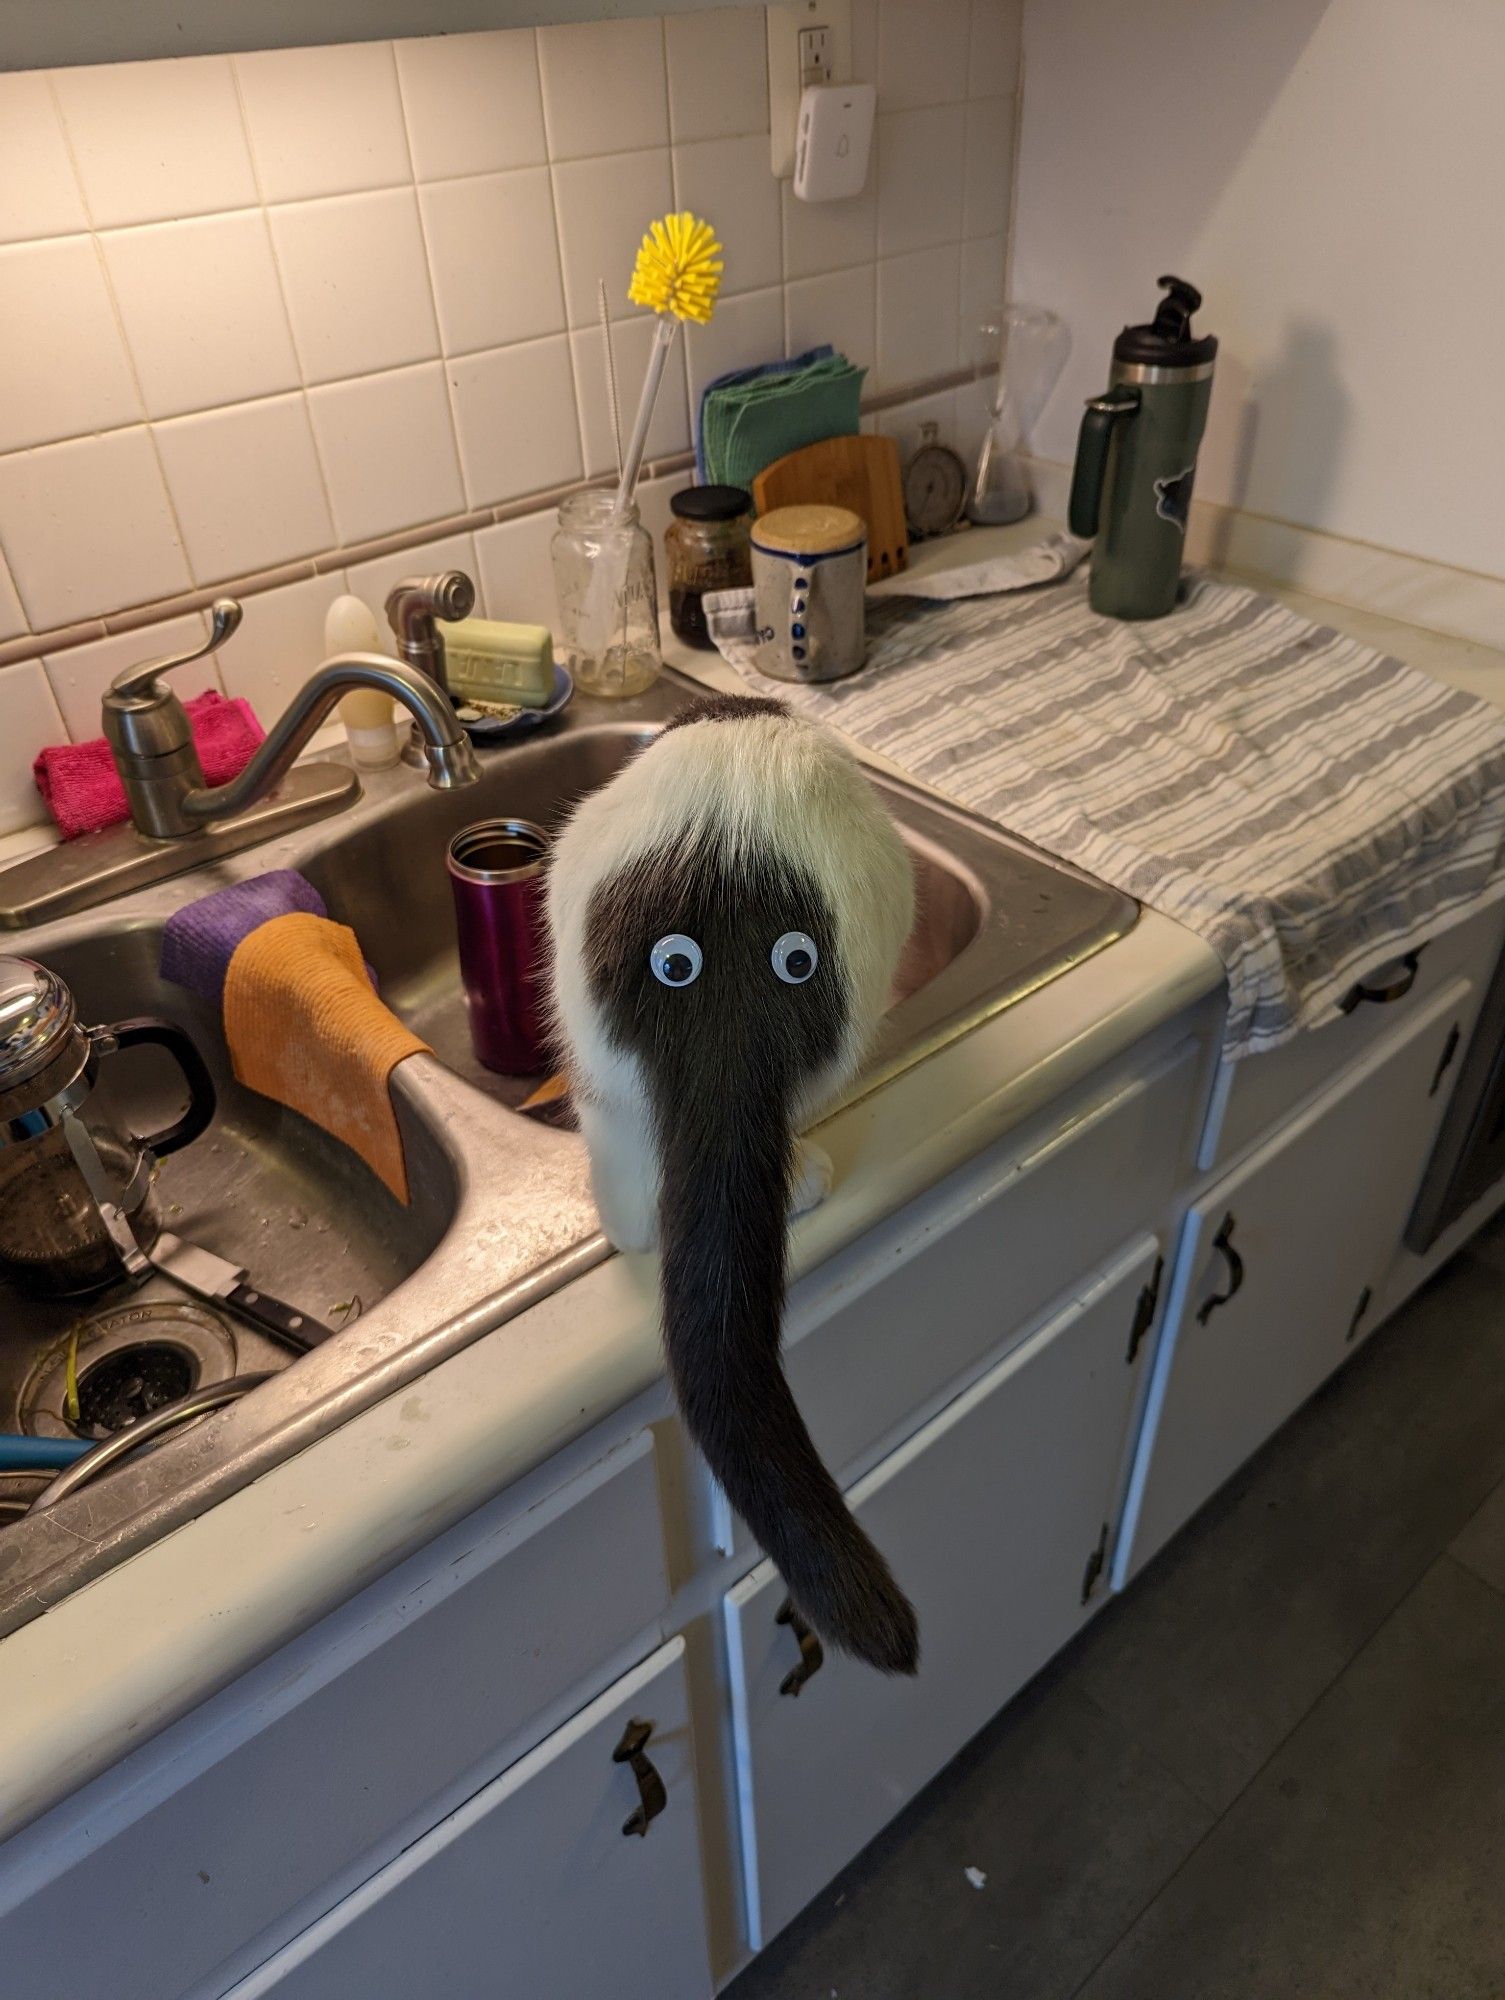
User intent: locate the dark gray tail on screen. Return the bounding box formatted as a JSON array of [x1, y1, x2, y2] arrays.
[[654, 1067, 919, 1675]]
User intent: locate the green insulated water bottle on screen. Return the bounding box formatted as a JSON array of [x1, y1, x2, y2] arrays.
[[1068, 276, 1217, 620]]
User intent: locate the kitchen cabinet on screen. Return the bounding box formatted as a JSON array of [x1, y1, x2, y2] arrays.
[[724, 1237, 1162, 1952], [222, 1638, 711, 2000], [0, 1432, 668, 2000], [0, 0, 740, 71], [1116, 977, 1474, 1582]]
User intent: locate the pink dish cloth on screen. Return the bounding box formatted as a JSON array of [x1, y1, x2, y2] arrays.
[[33, 689, 265, 841]]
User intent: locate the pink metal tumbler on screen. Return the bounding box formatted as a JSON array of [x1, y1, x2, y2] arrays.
[[446, 818, 552, 1074]]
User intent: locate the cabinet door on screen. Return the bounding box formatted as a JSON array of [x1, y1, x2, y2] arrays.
[[723, 1238, 1160, 1952], [1118, 979, 1472, 1582], [224, 1639, 710, 2000]]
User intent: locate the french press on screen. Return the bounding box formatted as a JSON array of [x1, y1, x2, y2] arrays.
[[0, 957, 215, 1297], [1068, 276, 1218, 620]]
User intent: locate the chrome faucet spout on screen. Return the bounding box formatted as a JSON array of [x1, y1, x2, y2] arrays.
[[179, 653, 478, 825]]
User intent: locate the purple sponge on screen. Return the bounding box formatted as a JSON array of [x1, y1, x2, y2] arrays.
[[160, 869, 327, 1006]]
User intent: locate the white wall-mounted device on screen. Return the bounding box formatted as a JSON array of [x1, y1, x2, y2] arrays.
[[793, 82, 876, 202], [767, 0, 855, 180]]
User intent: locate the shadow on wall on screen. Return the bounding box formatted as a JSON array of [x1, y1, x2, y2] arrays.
[[1202, 318, 1351, 565], [1017, 0, 1338, 469]]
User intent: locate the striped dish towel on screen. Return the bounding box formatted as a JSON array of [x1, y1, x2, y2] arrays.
[[715, 568, 1505, 1058]]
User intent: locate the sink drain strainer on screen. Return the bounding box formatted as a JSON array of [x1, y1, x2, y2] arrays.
[[75, 1343, 194, 1434], [19, 1300, 238, 1442]]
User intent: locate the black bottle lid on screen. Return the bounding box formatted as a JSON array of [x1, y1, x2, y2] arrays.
[[1112, 275, 1218, 368], [670, 483, 753, 521]]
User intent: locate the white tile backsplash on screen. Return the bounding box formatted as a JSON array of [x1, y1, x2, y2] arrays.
[[396, 31, 547, 182], [420, 170, 566, 357], [0, 237, 141, 453], [448, 337, 583, 507], [271, 187, 440, 385], [42, 612, 214, 742], [0, 429, 190, 628], [960, 234, 1006, 351], [101, 210, 300, 420], [474, 510, 559, 630], [155, 394, 334, 581], [781, 178, 877, 281], [877, 106, 967, 257], [876, 244, 961, 391], [308, 363, 465, 545], [235, 43, 412, 203], [672, 136, 781, 297], [963, 97, 1015, 242], [786, 265, 877, 379], [0, 662, 68, 835], [0, 3, 1024, 826], [552, 149, 674, 328], [877, 0, 972, 111], [52, 57, 258, 229], [216, 573, 348, 728], [0, 551, 27, 645], [537, 17, 669, 161], [0, 73, 87, 244], [664, 7, 769, 144]]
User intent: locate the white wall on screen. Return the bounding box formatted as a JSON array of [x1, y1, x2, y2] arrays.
[[1012, 0, 1505, 583], [0, 0, 1017, 832]]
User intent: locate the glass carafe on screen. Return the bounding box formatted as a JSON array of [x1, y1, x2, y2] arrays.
[[0, 958, 216, 1297], [966, 303, 1072, 525]]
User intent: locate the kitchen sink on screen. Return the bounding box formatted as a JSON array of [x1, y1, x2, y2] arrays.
[[0, 669, 1135, 1636]]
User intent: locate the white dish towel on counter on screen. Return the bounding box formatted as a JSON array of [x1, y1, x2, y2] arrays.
[[706, 563, 1505, 1058]]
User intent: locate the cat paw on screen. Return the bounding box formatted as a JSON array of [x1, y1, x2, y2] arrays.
[[790, 1140, 834, 1216]]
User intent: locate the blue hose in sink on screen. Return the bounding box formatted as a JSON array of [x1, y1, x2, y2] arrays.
[[0, 1433, 94, 1472]]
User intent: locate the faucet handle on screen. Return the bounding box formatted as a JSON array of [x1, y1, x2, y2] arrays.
[[110, 597, 243, 701], [384, 570, 474, 634]]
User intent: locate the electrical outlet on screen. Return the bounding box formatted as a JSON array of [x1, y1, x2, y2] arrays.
[[799, 25, 832, 84], [768, 0, 853, 179]]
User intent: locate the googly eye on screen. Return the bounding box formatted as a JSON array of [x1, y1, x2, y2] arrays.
[[650, 934, 703, 987], [771, 931, 819, 984]]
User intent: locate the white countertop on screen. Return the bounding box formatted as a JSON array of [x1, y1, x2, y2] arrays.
[[0, 520, 1500, 1842]]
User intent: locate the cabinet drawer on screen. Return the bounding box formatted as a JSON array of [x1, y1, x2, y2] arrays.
[[0, 1433, 668, 2000], [717, 1039, 1197, 1556], [1121, 980, 1473, 1579], [724, 1237, 1160, 1951], [223, 1638, 710, 2000], [1200, 899, 1505, 1171]]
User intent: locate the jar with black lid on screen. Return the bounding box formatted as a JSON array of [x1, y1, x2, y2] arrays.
[[664, 484, 753, 648]]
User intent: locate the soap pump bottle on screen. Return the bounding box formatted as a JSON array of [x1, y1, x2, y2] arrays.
[[324, 594, 401, 769]]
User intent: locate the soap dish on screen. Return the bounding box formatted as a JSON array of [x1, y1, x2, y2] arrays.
[[454, 664, 574, 744]]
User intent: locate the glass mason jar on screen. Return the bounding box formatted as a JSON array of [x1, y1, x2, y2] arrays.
[[664, 484, 753, 648], [551, 489, 662, 699]]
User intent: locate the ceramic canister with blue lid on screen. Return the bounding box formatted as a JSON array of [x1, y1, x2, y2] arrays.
[[749, 504, 868, 684]]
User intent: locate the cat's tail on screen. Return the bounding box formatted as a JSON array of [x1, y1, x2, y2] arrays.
[[654, 1068, 919, 1676]]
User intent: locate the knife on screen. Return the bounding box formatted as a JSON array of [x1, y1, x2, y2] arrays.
[[149, 1231, 325, 1351]]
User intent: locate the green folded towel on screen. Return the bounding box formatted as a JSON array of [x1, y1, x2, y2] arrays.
[[702, 351, 865, 490]]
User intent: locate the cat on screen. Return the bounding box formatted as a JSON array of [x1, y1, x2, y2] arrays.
[[548, 692, 920, 1674]]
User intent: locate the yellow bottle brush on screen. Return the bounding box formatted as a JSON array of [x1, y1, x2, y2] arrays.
[[583, 212, 724, 658]]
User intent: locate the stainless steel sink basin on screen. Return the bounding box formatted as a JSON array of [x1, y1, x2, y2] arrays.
[[0, 669, 1135, 1637]]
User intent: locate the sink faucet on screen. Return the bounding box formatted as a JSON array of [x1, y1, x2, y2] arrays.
[[385, 570, 475, 695], [103, 597, 480, 839]]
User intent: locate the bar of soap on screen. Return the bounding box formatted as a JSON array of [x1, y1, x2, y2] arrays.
[[438, 617, 554, 707]]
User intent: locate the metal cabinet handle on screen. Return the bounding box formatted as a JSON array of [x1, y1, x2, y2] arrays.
[[612, 1718, 667, 1838], [1196, 1211, 1244, 1325], [1338, 948, 1423, 1014], [775, 1595, 825, 1697]]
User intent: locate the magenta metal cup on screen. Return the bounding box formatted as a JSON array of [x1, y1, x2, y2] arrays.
[[446, 818, 552, 1075]]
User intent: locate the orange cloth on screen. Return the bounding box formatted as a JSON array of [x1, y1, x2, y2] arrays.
[[223, 912, 429, 1203]]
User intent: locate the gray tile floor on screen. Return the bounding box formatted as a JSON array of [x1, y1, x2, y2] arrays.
[[728, 1213, 1505, 2000]]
